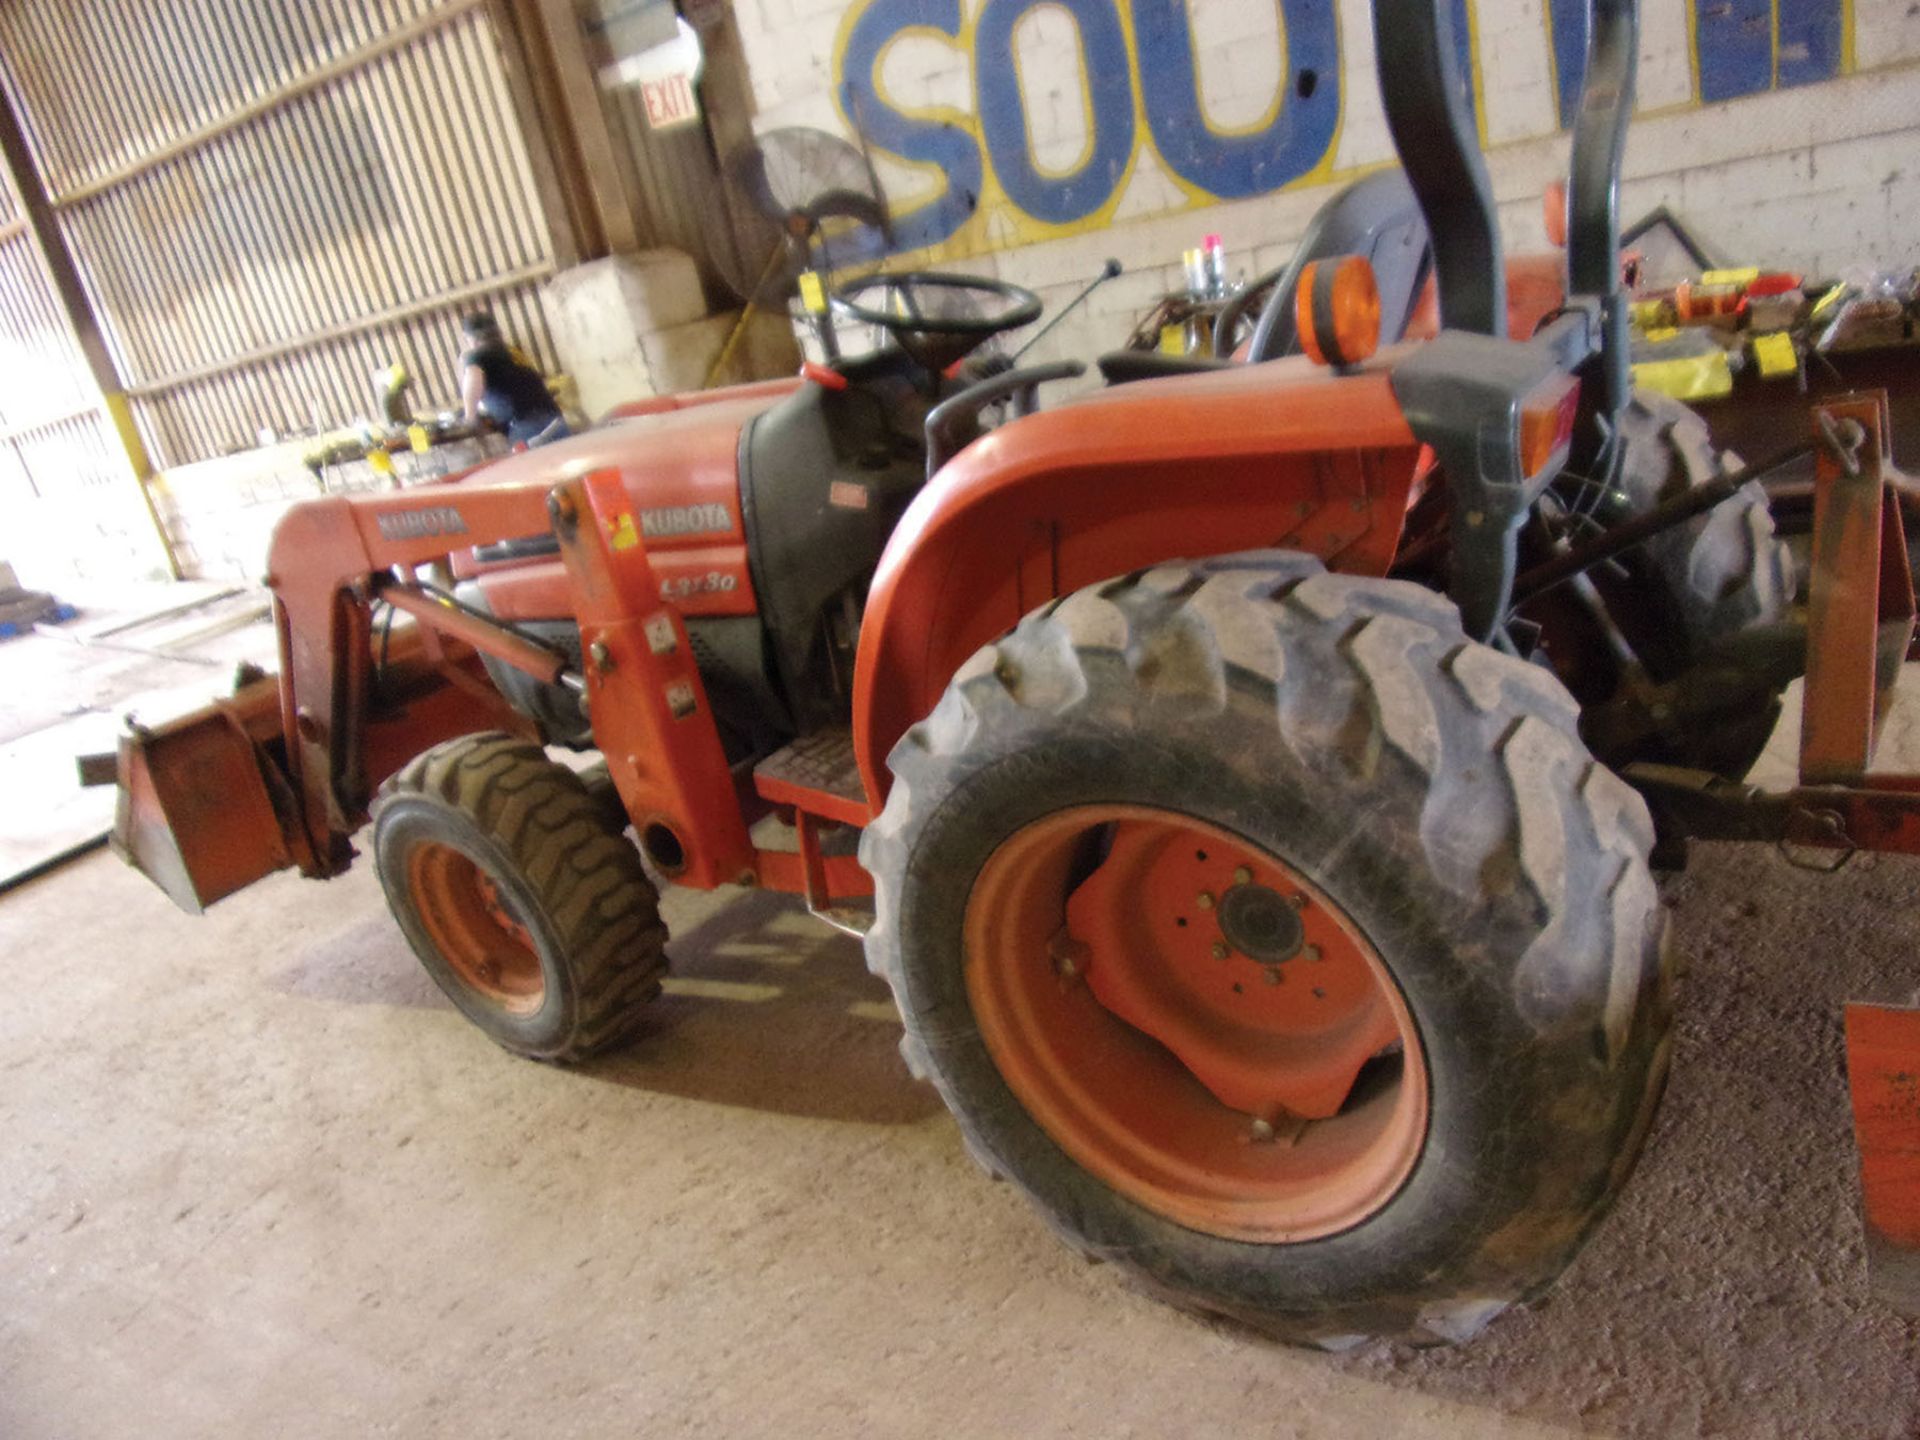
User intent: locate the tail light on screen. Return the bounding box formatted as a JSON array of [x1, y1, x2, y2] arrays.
[[1518, 374, 1581, 477]]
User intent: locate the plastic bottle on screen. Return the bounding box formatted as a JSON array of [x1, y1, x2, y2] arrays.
[[1202, 234, 1228, 297], [1182, 247, 1209, 297]]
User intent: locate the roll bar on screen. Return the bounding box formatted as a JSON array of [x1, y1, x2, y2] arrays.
[[1370, 0, 1504, 338], [1565, 0, 1639, 447], [1370, 0, 1640, 459]]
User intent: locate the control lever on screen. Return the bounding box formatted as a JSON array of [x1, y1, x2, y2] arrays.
[[1012, 259, 1123, 362]]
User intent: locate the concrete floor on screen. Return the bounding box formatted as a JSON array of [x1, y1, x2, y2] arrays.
[[0, 583, 275, 886], [2, 605, 1917, 1437], [2, 827, 1918, 1437]]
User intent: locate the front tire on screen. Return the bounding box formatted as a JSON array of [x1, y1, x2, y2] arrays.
[[861, 555, 1670, 1346], [372, 733, 668, 1061]]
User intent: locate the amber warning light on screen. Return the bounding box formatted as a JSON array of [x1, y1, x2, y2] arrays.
[[1295, 256, 1382, 368], [1518, 375, 1582, 477]]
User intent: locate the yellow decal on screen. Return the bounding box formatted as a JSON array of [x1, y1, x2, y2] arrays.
[[608, 511, 640, 551], [1752, 331, 1799, 377], [1699, 267, 1761, 287], [407, 424, 431, 453], [798, 270, 828, 315], [368, 447, 396, 476]]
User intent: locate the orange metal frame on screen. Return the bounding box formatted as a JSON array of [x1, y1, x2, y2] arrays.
[[1751, 394, 1920, 858], [195, 465, 888, 905], [1800, 392, 1917, 783], [551, 470, 755, 890], [1845, 1003, 1920, 1317]]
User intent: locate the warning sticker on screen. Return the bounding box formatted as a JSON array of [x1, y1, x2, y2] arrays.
[[828, 480, 870, 511]]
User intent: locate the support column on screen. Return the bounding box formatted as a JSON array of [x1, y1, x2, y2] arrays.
[[512, 0, 645, 257], [0, 80, 178, 579], [484, 0, 592, 267]]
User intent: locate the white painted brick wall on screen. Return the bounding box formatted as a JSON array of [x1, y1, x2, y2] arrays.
[[744, 0, 1919, 373]]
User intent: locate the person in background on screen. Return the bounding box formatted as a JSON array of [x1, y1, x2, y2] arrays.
[[458, 311, 570, 447]]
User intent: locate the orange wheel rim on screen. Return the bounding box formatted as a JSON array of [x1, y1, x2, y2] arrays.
[[963, 806, 1428, 1242], [406, 842, 545, 1014]]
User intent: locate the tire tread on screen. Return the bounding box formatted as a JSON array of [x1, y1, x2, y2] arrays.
[[373, 733, 665, 1061]]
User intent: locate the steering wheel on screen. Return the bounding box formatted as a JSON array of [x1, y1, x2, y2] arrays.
[[833, 271, 1042, 374]]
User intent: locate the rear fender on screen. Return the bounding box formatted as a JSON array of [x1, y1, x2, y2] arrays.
[[851, 355, 1423, 803]]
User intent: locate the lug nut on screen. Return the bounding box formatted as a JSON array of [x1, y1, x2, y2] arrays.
[[1196, 891, 1215, 910], [1288, 893, 1308, 910], [588, 639, 614, 672], [1262, 969, 1281, 986], [1249, 1117, 1275, 1142], [1303, 944, 1322, 962], [1232, 866, 1252, 884], [1050, 933, 1090, 981], [1210, 942, 1229, 960]]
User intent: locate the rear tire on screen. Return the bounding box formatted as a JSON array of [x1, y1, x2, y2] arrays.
[[1568, 392, 1796, 777], [861, 554, 1671, 1346], [372, 733, 667, 1061], [1617, 391, 1794, 654]]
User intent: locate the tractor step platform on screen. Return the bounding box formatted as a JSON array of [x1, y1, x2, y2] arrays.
[[753, 729, 871, 826]]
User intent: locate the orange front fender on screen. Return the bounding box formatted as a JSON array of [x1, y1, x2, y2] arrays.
[[851, 353, 1424, 805]]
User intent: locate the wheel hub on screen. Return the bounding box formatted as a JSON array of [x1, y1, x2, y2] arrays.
[[963, 805, 1427, 1242], [1065, 821, 1403, 1121], [407, 842, 545, 1014], [1217, 881, 1305, 965]]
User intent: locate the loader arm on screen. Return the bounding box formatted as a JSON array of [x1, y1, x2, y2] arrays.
[[116, 469, 760, 909]]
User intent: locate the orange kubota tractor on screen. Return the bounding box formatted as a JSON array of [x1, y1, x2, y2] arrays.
[[110, 0, 1920, 1344]]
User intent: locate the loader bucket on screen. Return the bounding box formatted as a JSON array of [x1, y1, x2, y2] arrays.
[[111, 680, 297, 914]]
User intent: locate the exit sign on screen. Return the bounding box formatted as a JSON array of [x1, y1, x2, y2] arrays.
[[642, 70, 699, 130]]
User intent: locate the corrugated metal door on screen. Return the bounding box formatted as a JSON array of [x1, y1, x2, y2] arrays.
[[0, 0, 565, 470]]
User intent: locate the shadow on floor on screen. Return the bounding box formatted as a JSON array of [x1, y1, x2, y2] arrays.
[[583, 888, 940, 1126], [275, 910, 445, 1010], [275, 884, 938, 1127]]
